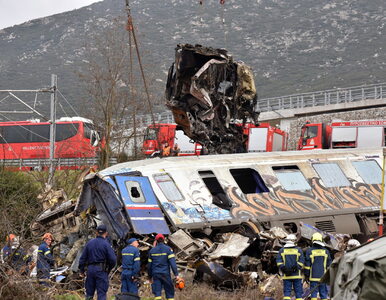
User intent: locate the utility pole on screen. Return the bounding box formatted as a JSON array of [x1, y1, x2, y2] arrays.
[[380, 147, 386, 236], [48, 74, 57, 186]]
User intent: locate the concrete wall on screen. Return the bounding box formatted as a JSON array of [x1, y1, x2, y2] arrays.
[[287, 107, 386, 150]]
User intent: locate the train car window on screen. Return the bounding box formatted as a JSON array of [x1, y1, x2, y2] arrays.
[[0, 127, 6, 143], [313, 163, 350, 187], [145, 127, 158, 140], [154, 174, 184, 201], [230, 168, 269, 194], [55, 123, 79, 142], [198, 170, 233, 210], [124, 181, 146, 203], [29, 125, 50, 142], [84, 123, 92, 139], [352, 160, 382, 184], [1, 125, 30, 143], [273, 165, 311, 191]]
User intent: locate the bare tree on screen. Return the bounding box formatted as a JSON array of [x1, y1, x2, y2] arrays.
[[78, 18, 149, 168]]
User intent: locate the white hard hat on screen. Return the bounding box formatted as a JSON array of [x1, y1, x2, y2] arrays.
[[347, 239, 360, 250], [286, 234, 297, 242], [284, 234, 297, 247], [284, 241, 295, 248]]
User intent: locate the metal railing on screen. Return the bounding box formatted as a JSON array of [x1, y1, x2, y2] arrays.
[[256, 82, 386, 112], [0, 157, 118, 169]]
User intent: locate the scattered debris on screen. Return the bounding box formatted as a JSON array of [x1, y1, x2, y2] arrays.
[[208, 233, 250, 259]]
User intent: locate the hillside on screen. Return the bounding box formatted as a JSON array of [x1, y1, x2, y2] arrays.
[[0, 0, 384, 119]]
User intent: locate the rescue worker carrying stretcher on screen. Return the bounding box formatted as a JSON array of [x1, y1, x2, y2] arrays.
[[276, 234, 304, 300], [121, 237, 141, 296], [304, 232, 332, 300], [79, 224, 117, 300], [148, 233, 180, 300]]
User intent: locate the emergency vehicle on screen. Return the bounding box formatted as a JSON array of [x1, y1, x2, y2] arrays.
[[297, 120, 386, 150], [142, 123, 287, 156]]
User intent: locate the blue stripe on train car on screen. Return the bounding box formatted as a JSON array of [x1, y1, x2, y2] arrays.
[[115, 176, 170, 235]]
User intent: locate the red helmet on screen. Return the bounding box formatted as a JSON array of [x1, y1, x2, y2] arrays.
[[175, 277, 185, 290], [155, 233, 165, 241], [6, 234, 16, 242]]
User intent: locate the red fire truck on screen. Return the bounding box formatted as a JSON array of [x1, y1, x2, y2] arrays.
[[142, 123, 287, 156], [297, 120, 386, 150], [0, 117, 102, 161]]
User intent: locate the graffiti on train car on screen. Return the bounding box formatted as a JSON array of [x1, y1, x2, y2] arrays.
[[158, 178, 232, 225], [228, 178, 381, 218]]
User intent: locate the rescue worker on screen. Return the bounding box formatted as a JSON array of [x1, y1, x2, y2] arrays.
[[346, 239, 361, 250], [148, 233, 180, 300], [121, 237, 141, 295], [304, 232, 332, 300], [1, 234, 16, 263], [171, 144, 180, 156], [37, 233, 55, 285], [79, 224, 117, 300], [276, 234, 304, 300], [162, 143, 171, 157]]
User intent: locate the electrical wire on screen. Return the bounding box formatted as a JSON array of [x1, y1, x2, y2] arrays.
[[57, 89, 79, 117], [0, 112, 50, 142]]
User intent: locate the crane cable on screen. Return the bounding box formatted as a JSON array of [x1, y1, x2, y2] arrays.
[[198, 1, 228, 47], [220, 0, 227, 48], [124, 0, 156, 128]]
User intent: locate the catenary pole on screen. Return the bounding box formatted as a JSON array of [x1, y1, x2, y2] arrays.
[[48, 74, 57, 186]]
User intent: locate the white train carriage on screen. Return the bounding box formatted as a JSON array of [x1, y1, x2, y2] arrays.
[[76, 148, 384, 240]]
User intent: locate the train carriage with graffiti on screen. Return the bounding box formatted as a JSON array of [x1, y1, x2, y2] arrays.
[[76, 148, 383, 241]]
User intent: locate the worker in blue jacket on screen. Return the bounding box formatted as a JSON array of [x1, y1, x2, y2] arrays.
[[148, 233, 180, 300], [1, 234, 30, 273], [276, 234, 305, 300], [1, 234, 16, 263], [79, 224, 117, 300], [305, 232, 332, 300], [37, 232, 55, 285], [121, 237, 141, 295]]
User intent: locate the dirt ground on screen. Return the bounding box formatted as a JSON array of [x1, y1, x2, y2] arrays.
[[0, 268, 283, 300]]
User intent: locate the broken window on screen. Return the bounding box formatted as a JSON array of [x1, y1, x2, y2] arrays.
[[313, 163, 350, 188], [198, 170, 232, 210], [273, 165, 311, 191], [230, 168, 269, 194], [124, 181, 146, 203], [352, 160, 382, 184], [154, 174, 184, 202]]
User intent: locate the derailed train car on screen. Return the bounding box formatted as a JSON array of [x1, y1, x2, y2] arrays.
[[75, 148, 383, 242]]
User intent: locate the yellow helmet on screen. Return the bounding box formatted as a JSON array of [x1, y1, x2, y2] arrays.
[[312, 232, 323, 242]]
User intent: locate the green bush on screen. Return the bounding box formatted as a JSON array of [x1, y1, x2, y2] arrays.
[[0, 169, 42, 240]]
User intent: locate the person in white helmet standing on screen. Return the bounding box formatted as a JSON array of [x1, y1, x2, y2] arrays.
[[276, 234, 305, 300]]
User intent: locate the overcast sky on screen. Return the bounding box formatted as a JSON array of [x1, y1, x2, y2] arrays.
[[0, 0, 101, 29]]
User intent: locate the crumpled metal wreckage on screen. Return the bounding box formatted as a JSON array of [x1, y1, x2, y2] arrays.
[[322, 235, 386, 300], [31, 192, 353, 292], [29, 183, 366, 293], [165, 44, 259, 154]]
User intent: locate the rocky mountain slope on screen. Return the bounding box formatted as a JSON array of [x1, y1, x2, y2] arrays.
[[0, 0, 384, 118]]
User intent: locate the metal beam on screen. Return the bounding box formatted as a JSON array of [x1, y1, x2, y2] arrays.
[[8, 92, 48, 120]]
